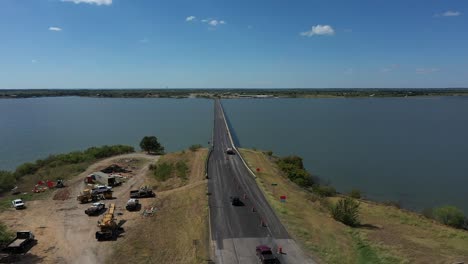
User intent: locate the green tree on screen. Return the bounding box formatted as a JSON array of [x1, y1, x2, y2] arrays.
[[140, 136, 165, 154], [331, 197, 360, 227], [433, 206, 465, 229]]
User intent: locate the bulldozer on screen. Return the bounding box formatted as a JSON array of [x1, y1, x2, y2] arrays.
[[77, 189, 113, 204], [95, 203, 120, 241], [77, 189, 97, 204]]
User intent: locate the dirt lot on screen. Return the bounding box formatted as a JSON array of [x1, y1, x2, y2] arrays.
[[0, 153, 159, 264]]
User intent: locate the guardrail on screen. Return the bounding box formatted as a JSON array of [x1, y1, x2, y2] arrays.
[[218, 100, 257, 179]]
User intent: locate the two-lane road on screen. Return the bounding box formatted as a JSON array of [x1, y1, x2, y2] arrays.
[[208, 99, 314, 264]]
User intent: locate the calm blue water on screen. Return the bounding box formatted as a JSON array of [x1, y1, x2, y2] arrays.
[[223, 97, 468, 213], [0, 97, 212, 170], [1, 96, 467, 213]]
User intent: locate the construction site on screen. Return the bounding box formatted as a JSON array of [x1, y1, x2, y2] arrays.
[[0, 153, 162, 263]]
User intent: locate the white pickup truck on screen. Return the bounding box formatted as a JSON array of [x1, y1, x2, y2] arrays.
[[92, 185, 113, 195], [11, 199, 25, 210]]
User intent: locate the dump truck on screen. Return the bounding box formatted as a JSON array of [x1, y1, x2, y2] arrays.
[[95, 204, 119, 241], [85, 202, 106, 216], [3, 231, 35, 254], [256, 245, 279, 264], [130, 186, 155, 198], [125, 199, 140, 211]]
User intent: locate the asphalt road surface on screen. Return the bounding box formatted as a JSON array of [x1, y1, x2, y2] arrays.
[[208, 99, 314, 264]]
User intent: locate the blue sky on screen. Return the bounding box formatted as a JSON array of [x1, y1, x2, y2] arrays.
[[0, 0, 467, 89]]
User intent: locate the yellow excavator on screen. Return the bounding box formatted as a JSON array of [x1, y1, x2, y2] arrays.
[[95, 203, 120, 241]]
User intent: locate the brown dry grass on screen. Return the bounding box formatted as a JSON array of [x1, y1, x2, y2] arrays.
[[110, 148, 210, 264], [239, 148, 468, 264]]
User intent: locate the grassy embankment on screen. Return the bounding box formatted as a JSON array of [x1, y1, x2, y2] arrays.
[[239, 148, 468, 264], [0, 145, 135, 210], [111, 147, 210, 264]]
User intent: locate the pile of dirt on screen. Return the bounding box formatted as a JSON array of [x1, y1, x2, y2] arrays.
[[52, 188, 70, 200]]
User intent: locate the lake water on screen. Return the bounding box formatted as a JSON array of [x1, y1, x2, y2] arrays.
[[223, 97, 468, 213], [1, 96, 467, 213], [0, 97, 212, 170]]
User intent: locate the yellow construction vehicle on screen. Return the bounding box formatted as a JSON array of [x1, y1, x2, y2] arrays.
[[95, 203, 120, 241], [77, 189, 113, 204], [77, 189, 97, 204]]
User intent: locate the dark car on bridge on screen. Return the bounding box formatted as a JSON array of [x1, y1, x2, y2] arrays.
[[230, 196, 244, 206]]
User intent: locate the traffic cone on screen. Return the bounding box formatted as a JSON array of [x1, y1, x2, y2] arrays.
[[261, 219, 267, 227]]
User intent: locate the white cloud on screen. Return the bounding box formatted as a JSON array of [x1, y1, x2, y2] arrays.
[[61, 0, 112, 5], [186, 16, 196, 22], [49, 27, 62, 31], [416, 68, 440, 74], [247, 25, 253, 29], [31, 59, 38, 64], [200, 18, 226, 26], [139, 38, 149, 44], [344, 68, 353, 75], [435, 11, 461, 17], [300, 25, 335, 37]]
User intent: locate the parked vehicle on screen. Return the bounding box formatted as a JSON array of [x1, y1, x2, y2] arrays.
[[256, 245, 279, 264], [77, 189, 98, 203], [85, 202, 106, 216], [2, 231, 35, 254], [92, 185, 113, 195], [55, 179, 65, 188], [126, 199, 140, 211], [96, 204, 121, 241], [11, 199, 25, 210], [226, 147, 235, 155], [130, 186, 155, 198]]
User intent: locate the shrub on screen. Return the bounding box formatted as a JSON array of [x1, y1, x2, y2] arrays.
[[312, 185, 336, 197], [175, 161, 189, 180], [349, 189, 362, 199], [277, 156, 313, 188], [14, 162, 39, 178], [433, 206, 465, 229], [265, 150, 273, 156], [331, 197, 360, 227], [0, 222, 13, 246], [189, 144, 203, 152], [0, 171, 15, 193], [153, 162, 173, 181]]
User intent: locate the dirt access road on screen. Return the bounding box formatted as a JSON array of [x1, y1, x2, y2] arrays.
[[0, 153, 159, 264]]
